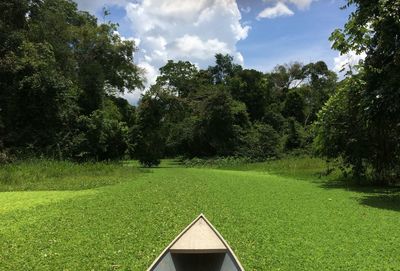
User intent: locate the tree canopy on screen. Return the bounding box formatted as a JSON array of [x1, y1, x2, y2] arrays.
[[0, 1, 339, 167], [0, 0, 143, 161], [315, 0, 400, 184], [6, 0, 399, 185]]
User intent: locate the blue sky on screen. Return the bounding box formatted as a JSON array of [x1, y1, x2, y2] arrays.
[[74, 0, 355, 103], [236, 0, 351, 71]]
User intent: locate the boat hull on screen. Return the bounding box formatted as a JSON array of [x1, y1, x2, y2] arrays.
[[151, 251, 241, 271], [147, 214, 244, 271]]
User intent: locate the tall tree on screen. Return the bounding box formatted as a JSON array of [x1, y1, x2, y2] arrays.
[[0, 0, 143, 159], [157, 60, 198, 97], [132, 89, 166, 167], [270, 62, 304, 100], [209, 54, 242, 84], [301, 61, 338, 125], [283, 90, 305, 123], [317, 0, 400, 184], [228, 69, 270, 121]]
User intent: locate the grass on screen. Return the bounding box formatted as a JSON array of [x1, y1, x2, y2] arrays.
[[186, 155, 339, 180], [0, 159, 145, 191], [0, 158, 399, 270]]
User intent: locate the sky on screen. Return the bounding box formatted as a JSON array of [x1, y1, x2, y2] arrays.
[[73, 0, 363, 104]]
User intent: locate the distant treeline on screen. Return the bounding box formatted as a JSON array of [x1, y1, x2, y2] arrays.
[[1, 0, 399, 185], [134, 56, 337, 167]]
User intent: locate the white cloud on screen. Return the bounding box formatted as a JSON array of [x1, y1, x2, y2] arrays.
[[258, 0, 316, 19], [138, 62, 158, 86], [240, 6, 251, 13], [126, 0, 249, 87], [171, 35, 231, 59], [287, 0, 314, 10], [333, 50, 366, 74], [257, 2, 294, 19], [113, 31, 140, 45], [74, 0, 250, 103], [74, 0, 127, 13], [123, 91, 143, 105]]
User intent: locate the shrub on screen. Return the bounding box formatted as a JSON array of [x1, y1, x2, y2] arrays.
[[236, 122, 281, 160], [181, 156, 253, 168], [0, 149, 14, 164], [285, 118, 302, 151]]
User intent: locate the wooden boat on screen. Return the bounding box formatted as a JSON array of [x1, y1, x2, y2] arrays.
[[147, 214, 245, 271]]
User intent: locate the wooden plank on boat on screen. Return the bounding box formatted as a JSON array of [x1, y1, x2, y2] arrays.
[[147, 214, 244, 271], [170, 216, 226, 253]]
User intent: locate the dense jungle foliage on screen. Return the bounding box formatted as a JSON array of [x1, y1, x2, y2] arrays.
[[1, 0, 399, 185]]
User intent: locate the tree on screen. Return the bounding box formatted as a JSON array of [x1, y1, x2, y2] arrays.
[[208, 54, 242, 84], [1, 0, 344, 163], [321, 0, 400, 184], [270, 62, 304, 100], [283, 90, 305, 123], [285, 118, 302, 151], [132, 90, 166, 167], [74, 105, 130, 161], [0, 40, 79, 153], [176, 86, 250, 157], [314, 76, 368, 180], [300, 61, 338, 125], [0, 0, 143, 160], [237, 122, 280, 159], [228, 69, 270, 121], [157, 60, 198, 97]]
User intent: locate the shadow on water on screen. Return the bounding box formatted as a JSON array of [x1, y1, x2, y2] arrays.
[[318, 178, 400, 212]]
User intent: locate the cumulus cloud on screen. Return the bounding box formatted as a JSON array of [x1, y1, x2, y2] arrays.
[[170, 35, 231, 59], [257, 2, 294, 19], [125, 0, 249, 86], [333, 50, 366, 74], [122, 91, 143, 105], [287, 0, 314, 10], [258, 0, 315, 19], [74, 0, 249, 103]]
